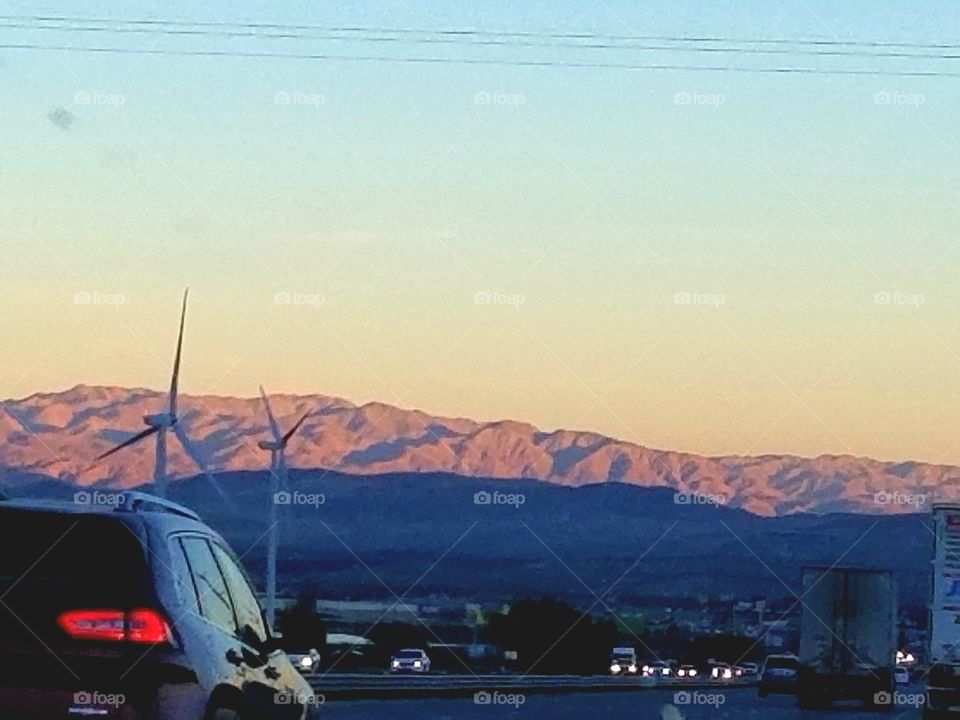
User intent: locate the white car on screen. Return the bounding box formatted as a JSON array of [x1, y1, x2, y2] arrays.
[[286, 648, 322, 675], [390, 648, 431, 673], [711, 663, 734, 680], [642, 661, 672, 678]]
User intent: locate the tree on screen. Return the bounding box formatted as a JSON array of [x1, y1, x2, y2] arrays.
[[685, 633, 756, 665], [485, 598, 619, 675]]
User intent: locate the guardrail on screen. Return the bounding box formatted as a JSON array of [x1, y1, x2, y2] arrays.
[[307, 673, 756, 699]]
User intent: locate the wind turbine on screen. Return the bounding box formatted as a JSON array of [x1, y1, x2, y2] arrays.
[[97, 289, 221, 500], [258, 385, 312, 627]]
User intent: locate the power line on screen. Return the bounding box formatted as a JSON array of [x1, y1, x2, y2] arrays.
[[4, 41, 960, 78], [2, 13, 959, 52], [2, 20, 960, 61]]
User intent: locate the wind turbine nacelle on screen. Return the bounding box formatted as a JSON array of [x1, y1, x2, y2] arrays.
[[144, 413, 175, 428], [258, 440, 284, 451]]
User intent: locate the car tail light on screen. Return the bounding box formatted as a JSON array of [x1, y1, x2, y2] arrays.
[[127, 609, 172, 643], [58, 609, 171, 644]]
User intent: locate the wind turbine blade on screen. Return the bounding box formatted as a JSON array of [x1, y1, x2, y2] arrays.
[[171, 420, 235, 510], [259, 385, 282, 442], [282, 410, 312, 445], [169, 288, 188, 417], [96, 425, 160, 460], [171, 420, 211, 476]]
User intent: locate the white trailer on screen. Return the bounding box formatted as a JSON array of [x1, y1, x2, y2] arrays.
[[925, 503, 960, 718], [796, 566, 896, 710]]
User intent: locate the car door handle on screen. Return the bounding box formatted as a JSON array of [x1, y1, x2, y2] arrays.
[[225, 648, 244, 666], [264, 665, 281, 680]]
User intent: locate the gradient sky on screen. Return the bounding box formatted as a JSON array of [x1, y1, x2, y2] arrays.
[[3, 1, 960, 465]]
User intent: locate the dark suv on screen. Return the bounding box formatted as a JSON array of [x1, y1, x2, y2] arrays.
[[0, 492, 320, 719]]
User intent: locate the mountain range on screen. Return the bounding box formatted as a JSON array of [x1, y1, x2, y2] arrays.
[[1, 384, 956, 517], [2, 472, 933, 606]]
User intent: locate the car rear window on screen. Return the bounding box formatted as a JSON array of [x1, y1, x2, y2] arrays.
[[0, 509, 151, 645]]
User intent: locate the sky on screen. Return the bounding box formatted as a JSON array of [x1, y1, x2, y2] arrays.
[[2, 1, 960, 465]]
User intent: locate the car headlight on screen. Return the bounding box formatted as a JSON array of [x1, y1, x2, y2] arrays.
[[690, 669, 697, 677], [300, 656, 314, 669], [628, 664, 637, 673], [723, 669, 732, 679], [662, 668, 670, 675], [413, 660, 422, 668], [392, 660, 400, 668], [611, 663, 621, 673], [678, 669, 685, 677]]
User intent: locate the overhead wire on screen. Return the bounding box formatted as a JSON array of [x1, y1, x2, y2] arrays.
[[1, 13, 958, 77]]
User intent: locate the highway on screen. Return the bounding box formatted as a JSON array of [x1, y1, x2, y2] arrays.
[[321, 685, 927, 719], [308, 672, 753, 699]]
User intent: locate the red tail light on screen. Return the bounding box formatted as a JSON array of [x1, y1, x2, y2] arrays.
[[58, 609, 171, 644], [57, 610, 125, 642], [127, 609, 172, 644]]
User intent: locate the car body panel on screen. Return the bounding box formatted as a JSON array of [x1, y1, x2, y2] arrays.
[[0, 498, 317, 720]]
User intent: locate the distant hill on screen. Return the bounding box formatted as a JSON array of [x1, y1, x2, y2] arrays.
[[1, 384, 958, 516], [3, 470, 932, 606]]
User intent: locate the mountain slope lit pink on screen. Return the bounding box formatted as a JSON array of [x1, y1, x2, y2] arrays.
[[1, 385, 954, 516]]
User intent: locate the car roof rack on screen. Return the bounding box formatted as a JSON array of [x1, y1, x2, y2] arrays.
[[115, 491, 201, 522]]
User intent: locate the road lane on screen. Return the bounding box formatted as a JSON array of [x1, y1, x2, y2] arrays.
[[321, 686, 925, 719]]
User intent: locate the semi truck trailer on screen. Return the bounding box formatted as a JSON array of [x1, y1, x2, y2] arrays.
[[926, 503, 960, 718], [796, 566, 896, 710]]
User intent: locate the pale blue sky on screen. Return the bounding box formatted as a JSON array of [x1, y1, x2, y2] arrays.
[[3, 1, 960, 463]]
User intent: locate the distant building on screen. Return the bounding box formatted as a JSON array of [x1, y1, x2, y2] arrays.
[[315, 599, 421, 625], [327, 633, 374, 648]]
